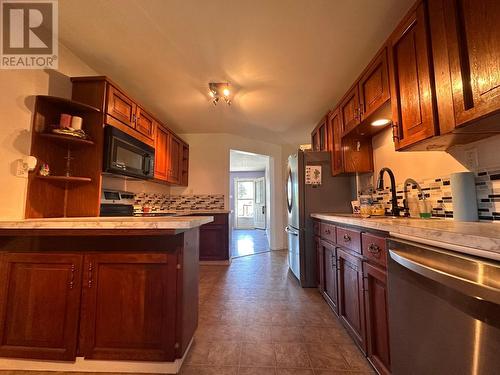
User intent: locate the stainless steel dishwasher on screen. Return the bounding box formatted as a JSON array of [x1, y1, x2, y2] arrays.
[[387, 238, 500, 375]]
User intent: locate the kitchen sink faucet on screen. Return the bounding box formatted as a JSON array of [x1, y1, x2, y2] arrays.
[[403, 178, 426, 217], [376, 167, 400, 217]]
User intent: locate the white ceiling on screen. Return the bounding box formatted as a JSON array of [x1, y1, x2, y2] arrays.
[[230, 150, 269, 172], [59, 0, 414, 145]]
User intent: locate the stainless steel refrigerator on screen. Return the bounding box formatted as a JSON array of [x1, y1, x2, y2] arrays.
[[286, 151, 355, 287]]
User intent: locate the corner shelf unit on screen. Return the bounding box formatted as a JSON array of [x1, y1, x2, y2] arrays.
[[25, 95, 104, 218]]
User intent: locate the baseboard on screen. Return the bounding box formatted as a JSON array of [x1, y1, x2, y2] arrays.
[[0, 339, 193, 374]]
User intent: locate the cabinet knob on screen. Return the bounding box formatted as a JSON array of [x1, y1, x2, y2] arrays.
[[368, 243, 381, 255], [343, 234, 351, 242]]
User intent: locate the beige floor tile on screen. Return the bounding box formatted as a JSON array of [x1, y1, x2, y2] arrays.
[[274, 343, 311, 368], [305, 343, 350, 370], [271, 325, 304, 342], [276, 369, 315, 375], [238, 367, 276, 375], [180, 365, 238, 375], [240, 342, 276, 367], [243, 324, 273, 342]]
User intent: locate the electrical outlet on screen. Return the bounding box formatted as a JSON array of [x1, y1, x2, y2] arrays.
[[16, 160, 28, 178], [464, 148, 479, 170]]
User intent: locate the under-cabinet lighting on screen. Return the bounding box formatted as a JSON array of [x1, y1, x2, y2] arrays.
[[371, 118, 391, 126]]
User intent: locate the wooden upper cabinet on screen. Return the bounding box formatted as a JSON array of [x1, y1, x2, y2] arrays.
[[80, 253, 176, 361], [388, 1, 437, 150], [311, 115, 329, 151], [0, 253, 83, 361], [154, 124, 170, 181], [168, 135, 182, 185], [359, 48, 391, 120], [106, 85, 136, 128], [339, 85, 361, 135], [329, 109, 344, 176], [429, 0, 500, 132], [135, 107, 155, 139]]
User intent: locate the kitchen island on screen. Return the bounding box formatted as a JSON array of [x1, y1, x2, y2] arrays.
[[0, 216, 213, 374]]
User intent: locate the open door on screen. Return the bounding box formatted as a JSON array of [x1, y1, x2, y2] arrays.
[[254, 177, 266, 230]]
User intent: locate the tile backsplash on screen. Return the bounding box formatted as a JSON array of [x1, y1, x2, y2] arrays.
[[134, 193, 225, 212], [365, 166, 500, 221]]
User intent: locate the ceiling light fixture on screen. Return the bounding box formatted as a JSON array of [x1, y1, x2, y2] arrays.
[[209, 82, 231, 106], [371, 118, 391, 127]]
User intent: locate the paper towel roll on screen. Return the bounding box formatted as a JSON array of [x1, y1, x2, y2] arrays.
[[450, 172, 478, 222]]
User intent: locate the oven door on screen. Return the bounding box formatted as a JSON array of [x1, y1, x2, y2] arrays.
[[104, 126, 154, 179]]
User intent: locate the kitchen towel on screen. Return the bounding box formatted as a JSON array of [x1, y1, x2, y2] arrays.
[[450, 172, 478, 222]]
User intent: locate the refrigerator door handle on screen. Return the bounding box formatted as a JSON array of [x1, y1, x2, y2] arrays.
[[285, 226, 298, 236]]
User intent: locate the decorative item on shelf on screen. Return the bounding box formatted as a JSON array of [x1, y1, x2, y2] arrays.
[[351, 200, 361, 214], [51, 127, 88, 139], [39, 162, 50, 176], [208, 82, 231, 106], [59, 113, 72, 129], [70, 116, 83, 130]]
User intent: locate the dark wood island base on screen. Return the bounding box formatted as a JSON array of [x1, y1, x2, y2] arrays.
[[0, 225, 203, 374]]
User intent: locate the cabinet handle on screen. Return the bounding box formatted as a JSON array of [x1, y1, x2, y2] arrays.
[[368, 243, 381, 254], [392, 121, 399, 141], [88, 261, 93, 288], [343, 234, 351, 242], [325, 229, 331, 235], [331, 253, 336, 269], [69, 264, 75, 289]]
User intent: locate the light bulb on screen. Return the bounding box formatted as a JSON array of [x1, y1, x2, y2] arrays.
[[209, 91, 215, 98], [223, 88, 230, 96]]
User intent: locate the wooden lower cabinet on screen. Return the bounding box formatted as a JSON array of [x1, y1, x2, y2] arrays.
[[80, 253, 177, 361], [322, 240, 338, 313], [364, 261, 391, 375], [315, 236, 324, 291], [0, 253, 83, 361], [197, 213, 229, 261], [336, 247, 366, 353]]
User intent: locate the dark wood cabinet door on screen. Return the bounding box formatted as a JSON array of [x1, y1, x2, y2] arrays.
[[364, 262, 390, 375], [432, 0, 500, 129], [168, 135, 182, 185], [389, 1, 437, 150], [180, 143, 189, 186], [199, 224, 229, 261], [311, 129, 320, 151], [339, 85, 361, 135], [359, 48, 391, 120], [329, 109, 344, 176], [106, 84, 136, 128], [315, 236, 324, 291], [337, 247, 366, 353], [80, 253, 177, 361], [0, 253, 82, 361], [322, 241, 338, 313], [154, 125, 169, 181], [135, 107, 155, 139]]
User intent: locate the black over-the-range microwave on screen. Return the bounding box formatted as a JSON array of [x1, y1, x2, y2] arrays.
[[103, 126, 155, 179]]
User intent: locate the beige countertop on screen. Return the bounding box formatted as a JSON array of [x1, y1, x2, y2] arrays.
[[311, 213, 500, 260], [0, 215, 214, 230]]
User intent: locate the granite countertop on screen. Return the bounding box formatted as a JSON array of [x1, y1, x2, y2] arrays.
[[0, 215, 214, 230], [311, 213, 500, 259]]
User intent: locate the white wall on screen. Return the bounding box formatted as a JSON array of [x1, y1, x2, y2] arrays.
[[0, 43, 98, 219], [170, 133, 287, 250], [371, 127, 500, 184]]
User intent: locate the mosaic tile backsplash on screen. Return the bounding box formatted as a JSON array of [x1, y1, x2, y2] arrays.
[[134, 194, 225, 213], [367, 166, 500, 221]]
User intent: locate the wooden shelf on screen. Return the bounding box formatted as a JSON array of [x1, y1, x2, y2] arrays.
[[37, 133, 95, 146], [36, 175, 92, 183], [36, 95, 101, 113]]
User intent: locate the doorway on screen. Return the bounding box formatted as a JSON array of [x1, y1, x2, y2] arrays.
[[229, 150, 271, 258]]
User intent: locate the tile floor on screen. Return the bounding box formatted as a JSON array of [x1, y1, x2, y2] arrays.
[[0, 251, 373, 375], [231, 229, 270, 258], [186, 250, 374, 374]]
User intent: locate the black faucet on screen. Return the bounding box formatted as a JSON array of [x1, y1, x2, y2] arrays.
[[376, 167, 400, 217]]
